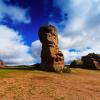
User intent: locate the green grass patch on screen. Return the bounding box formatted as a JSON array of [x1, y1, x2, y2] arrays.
[[0, 67, 44, 78]]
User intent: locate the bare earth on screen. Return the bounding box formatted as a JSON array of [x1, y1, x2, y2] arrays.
[[0, 68, 100, 100]]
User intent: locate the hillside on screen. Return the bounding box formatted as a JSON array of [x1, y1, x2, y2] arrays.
[[0, 67, 100, 100]]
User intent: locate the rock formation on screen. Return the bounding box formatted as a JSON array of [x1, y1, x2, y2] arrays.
[[38, 25, 64, 72], [0, 60, 5, 68], [81, 53, 100, 69]]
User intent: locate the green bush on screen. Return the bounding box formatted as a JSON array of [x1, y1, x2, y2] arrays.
[[62, 66, 71, 73], [54, 66, 71, 73], [70, 60, 83, 68]]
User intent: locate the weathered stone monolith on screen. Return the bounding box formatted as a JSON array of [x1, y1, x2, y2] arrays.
[[38, 25, 64, 72]]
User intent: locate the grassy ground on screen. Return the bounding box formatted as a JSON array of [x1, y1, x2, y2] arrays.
[[0, 67, 100, 100]]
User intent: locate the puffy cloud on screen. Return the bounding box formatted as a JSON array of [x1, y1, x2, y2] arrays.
[[59, 34, 100, 64], [0, 0, 30, 23], [47, 0, 100, 63], [0, 25, 34, 65], [31, 40, 41, 64]]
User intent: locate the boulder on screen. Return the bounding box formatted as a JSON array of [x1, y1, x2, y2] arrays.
[[0, 60, 5, 68], [38, 25, 64, 72], [81, 53, 100, 69]]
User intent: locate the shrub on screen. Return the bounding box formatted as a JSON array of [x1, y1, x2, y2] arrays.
[[62, 66, 71, 73], [54, 66, 71, 73], [70, 60, 83, 68]]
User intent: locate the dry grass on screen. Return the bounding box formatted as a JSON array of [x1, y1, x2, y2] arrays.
[[0, 67, 99, 100]]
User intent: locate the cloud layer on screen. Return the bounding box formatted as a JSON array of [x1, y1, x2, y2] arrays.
[[51, 0, 100, 63], [31, 40, 42, 64], [0, 0, 30, 23], [0, 25, 34, 65], [0, 0, 34, 65]]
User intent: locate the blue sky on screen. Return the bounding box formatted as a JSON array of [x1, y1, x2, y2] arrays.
[[0, 0, 49, 45], [0, 0, 100, 65]]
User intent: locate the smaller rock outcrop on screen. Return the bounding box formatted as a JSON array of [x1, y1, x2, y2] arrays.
[[81, 53, 100, 69], [0, 60, 5, 68]]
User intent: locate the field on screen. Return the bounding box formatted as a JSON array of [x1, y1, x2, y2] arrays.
[[0, 67, 100, 100]]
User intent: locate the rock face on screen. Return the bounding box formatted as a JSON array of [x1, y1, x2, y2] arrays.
[[81, 53, 100, 69], [0, 60, 5, 67], [38, 25, 64, 72]]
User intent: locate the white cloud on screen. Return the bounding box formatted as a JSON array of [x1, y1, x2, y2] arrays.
[[0, 0, 30, 23], [31, 40, 41, 64], [0, 25, 34, 65], [47, 0, 100, 63]]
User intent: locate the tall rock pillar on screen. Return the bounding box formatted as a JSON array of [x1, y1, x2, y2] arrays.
[[38, 25, 64, 72]]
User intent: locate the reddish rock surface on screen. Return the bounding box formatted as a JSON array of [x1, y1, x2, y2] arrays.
[[38, 25, 64, 72], [81, 53, 100, 69], [0, 60, 5, 67]]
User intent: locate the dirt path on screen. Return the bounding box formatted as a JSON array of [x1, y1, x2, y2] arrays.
[[0, 68, 100, 100]]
